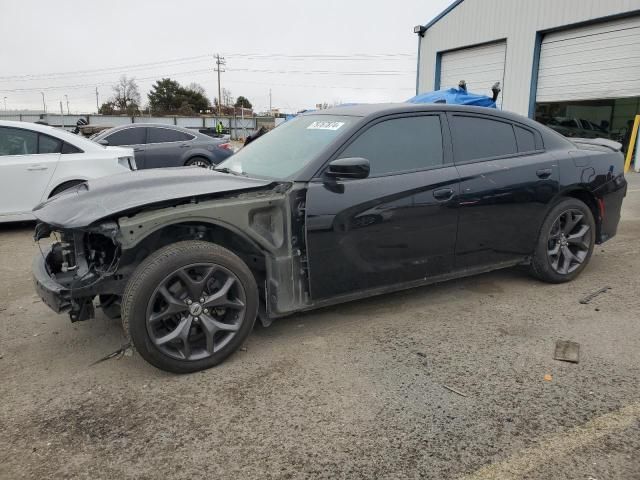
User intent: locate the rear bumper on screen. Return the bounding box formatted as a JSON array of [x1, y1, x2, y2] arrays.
[[596, 175, 627, 243]]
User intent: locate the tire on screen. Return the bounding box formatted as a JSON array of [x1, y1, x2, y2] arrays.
[[185, 156, 212, 168], [121, 241, 258, 373], [49, 180, 85, 198], [530, 198, 596, 283]]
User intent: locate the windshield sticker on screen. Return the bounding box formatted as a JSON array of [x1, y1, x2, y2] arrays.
[[307, 121, 345, 131]]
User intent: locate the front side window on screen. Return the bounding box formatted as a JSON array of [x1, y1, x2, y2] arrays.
[[38, 134, 62, 154], [450, 115, 517, 162], [338, 115, 444, 176], [216, 115, 358, 179], [0, 127, 38, 156], [105, 127, 146, 146], [147, 127, 194, 143]]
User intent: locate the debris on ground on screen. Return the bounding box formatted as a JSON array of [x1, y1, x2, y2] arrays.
[[443, 384, 467, 397], [579, 286, 611, 304], [544, 374, 553, 381], [90, 343, 133, 366], [554, 340, 580, 363]]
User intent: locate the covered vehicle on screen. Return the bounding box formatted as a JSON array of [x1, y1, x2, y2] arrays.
[[32, 103, 626, 373], [407, 81, 501, 108]]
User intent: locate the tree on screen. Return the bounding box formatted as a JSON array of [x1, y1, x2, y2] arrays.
[[112, 75, 141, 113], [98, 101, 116, 115], [148, 78, 181, 112], [147, 78, 210, 114], [186, 82, 206, 95], [234, 96, 252, 109]]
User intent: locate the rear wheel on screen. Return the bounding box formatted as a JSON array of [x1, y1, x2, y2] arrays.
[[121, 241, 258, 373], [185, 156, 211, 168], [530, 198, 595, 283]]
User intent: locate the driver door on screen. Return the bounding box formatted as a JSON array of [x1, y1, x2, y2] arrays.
[[305, 113, 460, 300]]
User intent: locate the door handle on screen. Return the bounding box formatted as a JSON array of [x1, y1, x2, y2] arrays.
[[133, 147, 144, 152], [27, 165, 47, 171], [179, 144, 190, 148], [433, 188, 454, 201], [536, 168, 553, 179]]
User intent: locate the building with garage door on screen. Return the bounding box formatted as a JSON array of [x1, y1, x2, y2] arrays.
[[414, 0, 640, 152]]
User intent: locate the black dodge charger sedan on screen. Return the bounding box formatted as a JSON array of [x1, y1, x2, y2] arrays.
[[32, 104, 627, 373]]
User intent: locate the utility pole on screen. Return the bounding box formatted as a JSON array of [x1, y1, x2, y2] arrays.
[[60, 101, 65, 129], [95, 87, 99, 113], [64, 95, 70, 114], [215, 54, 226, 116], [3, 97, 6, 111], [41, 92, 46, 113]]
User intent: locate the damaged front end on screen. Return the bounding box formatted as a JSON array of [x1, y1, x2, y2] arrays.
[[33, 221, 124, 322]]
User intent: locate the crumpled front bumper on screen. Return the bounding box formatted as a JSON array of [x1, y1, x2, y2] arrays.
[[32, 247, 71, 314]]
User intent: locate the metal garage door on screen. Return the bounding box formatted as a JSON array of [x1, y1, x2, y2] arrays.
[[439, 41, 507, 107], [537, 16, 640, 102]]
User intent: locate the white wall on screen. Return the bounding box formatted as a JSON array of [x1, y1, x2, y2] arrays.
[[417, 0, 640, 116]]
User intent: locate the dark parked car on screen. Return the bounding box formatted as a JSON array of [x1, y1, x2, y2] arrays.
[[92, 124, 233, 169], [32, 104, 627, 373]]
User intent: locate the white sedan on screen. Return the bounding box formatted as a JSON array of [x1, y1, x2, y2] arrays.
[[0, 120, 136, 222]]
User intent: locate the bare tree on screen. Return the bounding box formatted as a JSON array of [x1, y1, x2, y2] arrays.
[[222, 87, 234, 107], [186, 82, 206, 95], [112, 75, 141, 112]]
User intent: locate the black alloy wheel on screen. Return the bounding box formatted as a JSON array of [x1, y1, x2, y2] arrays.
[[146, 263, 246, 361], [547, 209, 592, 275], [122, 241, 258, 373]]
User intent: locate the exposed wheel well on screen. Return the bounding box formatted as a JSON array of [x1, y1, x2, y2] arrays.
[[49, 179, 86, 198], [562, 189, 602, 241], [124, 222, 267, 314]]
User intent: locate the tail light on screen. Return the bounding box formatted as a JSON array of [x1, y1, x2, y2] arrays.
[[218, 143, 232, 151]]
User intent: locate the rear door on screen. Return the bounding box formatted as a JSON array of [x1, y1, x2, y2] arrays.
[[448, 112, 559, 268], [145, 127, 196, 168], [306, 113, 460, 300], [103, 126, 147, 168], [0, 127, 59, 217]]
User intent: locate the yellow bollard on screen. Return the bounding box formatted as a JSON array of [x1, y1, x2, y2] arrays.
[[624, 114, 640, 173]]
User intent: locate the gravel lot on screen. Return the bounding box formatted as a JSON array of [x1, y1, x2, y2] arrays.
[[1, 174, 639, 480]]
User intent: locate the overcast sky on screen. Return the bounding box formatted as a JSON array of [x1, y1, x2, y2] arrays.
[[0, 0, 451, 114]]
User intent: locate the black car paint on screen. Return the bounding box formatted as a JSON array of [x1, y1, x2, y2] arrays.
[[92, 124, 232, 169], [32, 104, 627, 324]]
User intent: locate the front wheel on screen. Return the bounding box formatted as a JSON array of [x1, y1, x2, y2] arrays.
[[530, 198, 596, 283], [121, 241, 258, 373]]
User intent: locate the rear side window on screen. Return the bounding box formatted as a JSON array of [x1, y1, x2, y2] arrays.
[[514, 126, 536, 152], [38, 134, 62, 154], [450, 115, 517, 162], [147, 127, 194, 143], [105, 127, 146, 146], [338, 115, 444, 176], [62, 142, 83, 154], [0, 127, 38, 156]]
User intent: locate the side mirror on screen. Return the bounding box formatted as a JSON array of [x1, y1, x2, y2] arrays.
[[326, 157, 370, 179], [97, 139, 109, 146]]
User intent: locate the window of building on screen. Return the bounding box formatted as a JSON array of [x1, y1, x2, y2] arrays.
[[535, 96, 640, 154]]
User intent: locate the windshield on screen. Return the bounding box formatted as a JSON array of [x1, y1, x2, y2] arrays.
[[216, 115, 358, 179]]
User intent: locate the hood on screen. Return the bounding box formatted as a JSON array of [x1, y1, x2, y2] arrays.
[[33, 167, 274, 229]]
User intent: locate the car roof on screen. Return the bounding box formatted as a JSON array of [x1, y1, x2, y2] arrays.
[[304, 103, 542, 128], [0, 119, 104, 151]]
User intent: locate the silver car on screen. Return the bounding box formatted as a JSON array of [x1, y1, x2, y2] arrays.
[[92, 123, 233, 169]]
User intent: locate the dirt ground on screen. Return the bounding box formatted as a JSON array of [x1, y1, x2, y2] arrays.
[[1, 175, 639, 480]]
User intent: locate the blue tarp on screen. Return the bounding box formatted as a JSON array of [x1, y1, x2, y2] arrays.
[[406, 87, 496, 108]]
